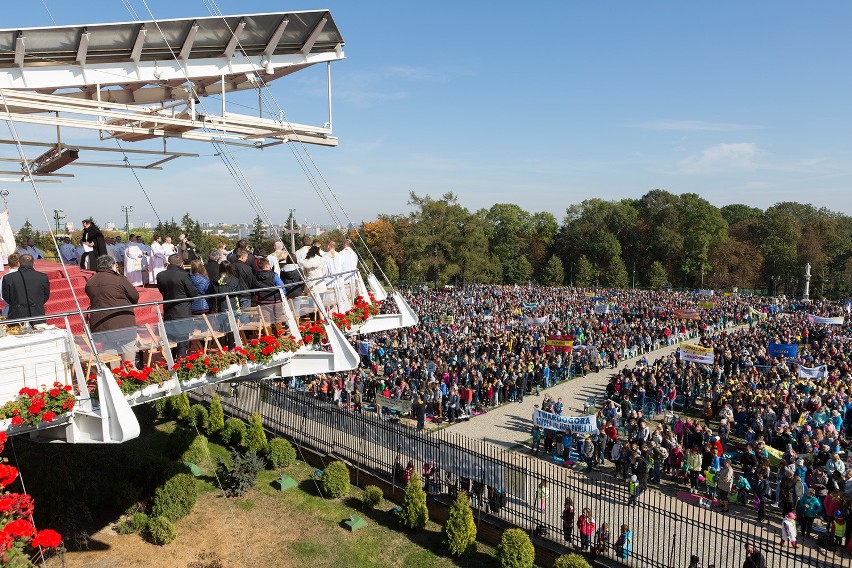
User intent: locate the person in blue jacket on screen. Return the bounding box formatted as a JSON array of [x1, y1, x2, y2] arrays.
[[614, 523, 632, 559], [799, 487, 823, 537]]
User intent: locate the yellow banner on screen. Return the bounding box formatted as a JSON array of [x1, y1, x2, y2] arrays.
[[679, 343, 714, 364], [697, 301, 715, 309]]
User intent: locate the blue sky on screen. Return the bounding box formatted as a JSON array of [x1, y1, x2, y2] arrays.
[[3, 1, 852, 232]]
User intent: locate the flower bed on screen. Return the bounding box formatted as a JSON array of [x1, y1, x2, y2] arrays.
[[0, 431, 63, 562], [111, 363, 173, 397], [172, 332, 302, 380], [298, 322, 328, 347], [0, 384, 76, 427], [330, 294, 382, 332]]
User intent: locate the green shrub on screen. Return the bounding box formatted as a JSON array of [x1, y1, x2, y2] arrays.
[[151, 473, 197, 522], [165, 426, 196, 460], [245, 413, 268, 455], [442, 491, 476, 557], [188, 404, 209, 430], [116, 512, 149, 535], [207, 395, 225, 436], [171, 393, 191, 421], [267, 438, 296, 469], [146, 515, 176, 545], [398, 472, 428, 530], [320, 461, 351, 499], [362, 485, 383, 509], [554, 553, 592, 568], [221, 417, 246, 446], [153, 396, 171, 417], [498, 528, 535, 568], [161, 460, 191, 483], [217, 449, 265, 497], [181, 434, 209, 466]]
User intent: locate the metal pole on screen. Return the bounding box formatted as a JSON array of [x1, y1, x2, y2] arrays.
[[121, 205, 133, 240], [326, 62, 333, 131]]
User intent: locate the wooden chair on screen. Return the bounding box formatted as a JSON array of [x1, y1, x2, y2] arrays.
[[136, 324, 177, 367], [187, 314, 225, 354], [238, 306, 269, 344], [76, 337, 123, 378]]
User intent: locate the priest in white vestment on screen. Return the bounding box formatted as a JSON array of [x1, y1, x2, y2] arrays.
[[149, 235, 167, 284], [124, 237, 146, 287]]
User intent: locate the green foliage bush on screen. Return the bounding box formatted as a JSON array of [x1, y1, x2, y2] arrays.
[[320, 461, 351, 499], [171, 393, 191, 421], [151, 473, 197, 522], [146, 515, 177, 545], [498, 528, 535, 568], [267, 438, 296, 469], [153, 396, 171, 417], [217, 449, 265, 497], [206, 395, 225, 436], [116, 512, 149, 535], [554, 553, 592, 568], [362, 485, 384, 509], [221, 417, 246, 447], [442, 491, 476, 557], [181, 434, 209, 466], [244, 413, 268, 455], [188, 404, 209, 430], [398, 472, 428, 530], [165, 426, 196, 460]]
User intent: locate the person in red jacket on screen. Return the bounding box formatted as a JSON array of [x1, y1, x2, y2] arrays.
[[577, 508, 596, 550]]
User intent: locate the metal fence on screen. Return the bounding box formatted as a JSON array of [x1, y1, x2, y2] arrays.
[[193, 383, 848, 568]]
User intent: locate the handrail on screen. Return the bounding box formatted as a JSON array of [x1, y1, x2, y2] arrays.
[[1, 268, 364, 325]]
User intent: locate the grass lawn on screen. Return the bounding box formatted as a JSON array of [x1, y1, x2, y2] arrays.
[[49, 424, 501, 568]]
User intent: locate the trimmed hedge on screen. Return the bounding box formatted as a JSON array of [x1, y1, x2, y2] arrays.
[[244, 413, 268, 455], [319, 461, 351, 499], [151, 473, 197, 522], [188, 404, 209, 430], [554, 553, 592, 568], [116, 512, 148, 535], [171, 393, 191, 421], [221, 417, 246, 447], [267, 438, 296, 469], [181, 434, 209, 466], [207, 395, 225, 436], [146, 515, 176, 545], [362, 485, 383, 509], [398, 472, 428, 530], [442, 491, 476, 557], [498, 528, 535, 568]]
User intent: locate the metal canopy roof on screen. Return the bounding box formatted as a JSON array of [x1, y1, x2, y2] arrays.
[[0, 11, 343, 68]]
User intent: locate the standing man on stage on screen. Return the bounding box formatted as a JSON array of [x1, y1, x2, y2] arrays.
[[1, 254, 50, 323], [156, 254, 198, 360], [80, 218, 106, 270]]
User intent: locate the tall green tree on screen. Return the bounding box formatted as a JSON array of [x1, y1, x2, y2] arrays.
[[542, 255, 564, 286], [507, 255, 533, 284], [248, 214, 273, 252], [646, 261, 668, 289], [383, 255, 400, 284], [604, 255, 629, 288], [574, 255, 596, 287]]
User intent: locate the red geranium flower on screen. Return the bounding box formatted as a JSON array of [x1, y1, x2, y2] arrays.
[[185, 363, 193, 370], [61, 399, 75, 411], [63, 385, 73, 392], [4, 518, 34, 538], [32, 529, 62, 549], [0, 464, 19, 488], [211, 367, 219, 373], [249, 339, 259, 347], [41, 411, 56, 423], [249, 354, 256, 361], [10, 416, 23, 427], [49, 388, 60, 398]]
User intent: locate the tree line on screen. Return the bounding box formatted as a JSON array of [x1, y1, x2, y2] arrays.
[[356, 190, 852, 298]]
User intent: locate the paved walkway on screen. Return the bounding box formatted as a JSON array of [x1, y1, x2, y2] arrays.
[[444, 328, 738, 447]]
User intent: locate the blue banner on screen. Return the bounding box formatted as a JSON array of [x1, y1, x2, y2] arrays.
[[522, 302, 539, 310], [768, 343, 798, 358]]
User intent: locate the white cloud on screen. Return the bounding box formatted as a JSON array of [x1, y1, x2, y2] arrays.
[[631, 120, 763, 132], [677, 142, 763, 174]]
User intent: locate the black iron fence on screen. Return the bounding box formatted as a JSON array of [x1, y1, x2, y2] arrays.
[[193, 383, 847, 568]]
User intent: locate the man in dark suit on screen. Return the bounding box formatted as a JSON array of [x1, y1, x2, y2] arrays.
[[1, 254, 50, 323], [231, 248, 256, 311], [80, 218, 107, 271], [156, 254, 197, 360]]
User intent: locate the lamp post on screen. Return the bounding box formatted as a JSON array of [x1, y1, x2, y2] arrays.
[[120, 205, 133, 240], [52, 209, 65, 234]]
